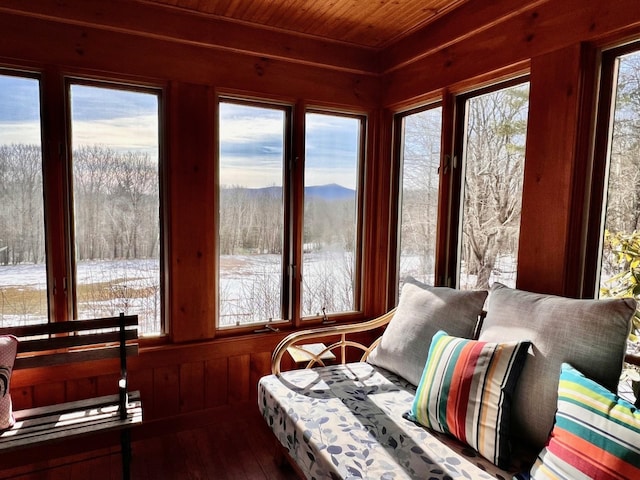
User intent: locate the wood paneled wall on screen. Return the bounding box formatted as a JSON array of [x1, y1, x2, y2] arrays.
[[8, 330, 375, 421], [0, 0, 639, 453]]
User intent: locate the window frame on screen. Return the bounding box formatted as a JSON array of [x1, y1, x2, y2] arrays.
[[584, 40, 640, 298], [300, 108, 367, 322], [216, 96, 294, 330], [451, 77, 530, 290], [391, 75, 530, 300], [0, 67, 167, 335], [64, 77, 165, 333], [215, 96, 367, 331], [390, 100, 444, 304]]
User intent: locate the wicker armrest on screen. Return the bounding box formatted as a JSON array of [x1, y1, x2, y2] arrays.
[[271, 308, 396, 375]]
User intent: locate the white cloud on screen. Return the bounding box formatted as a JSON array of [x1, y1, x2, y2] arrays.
[[220, 163, 283, 189], [72, 115, 158, 156], [0, 121, 42, 145]]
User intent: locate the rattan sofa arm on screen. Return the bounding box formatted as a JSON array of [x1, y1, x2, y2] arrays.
[[271, 308, 396, 375]]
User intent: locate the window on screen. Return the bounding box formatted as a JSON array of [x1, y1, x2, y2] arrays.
[[302, 112, 363, 318], [593, 43, 640, 403], [596, 47, 640, 293], [396, 105, 442, 289], [0, 73, 47, 327], [0, 71, 163, 333], [217, 99, 366, 328], [218, 101, 288, 327], [69, 83, 161, 334], [457, 81, 530, 289], [393, 81, 529, 295]]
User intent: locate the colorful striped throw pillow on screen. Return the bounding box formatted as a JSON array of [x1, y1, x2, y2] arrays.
[[525, 363, 640, 480], [408, 330, 530, 469]]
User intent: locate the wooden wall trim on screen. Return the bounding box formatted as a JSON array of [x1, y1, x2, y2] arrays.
[[516, 44, 585, 295], [0, 12, 380, 108], [0, 0, 377, 75], [382, 0, 640, 107], [167, 82, 217, 342], [380, 0, 549, 74], [362, 108, 394, 316]]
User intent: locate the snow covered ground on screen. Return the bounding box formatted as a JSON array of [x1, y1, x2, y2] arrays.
[[0, 259, 161, 332]]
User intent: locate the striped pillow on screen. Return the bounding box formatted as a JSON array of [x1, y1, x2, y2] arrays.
[[526, 363, 640, 480], [408, 330, 530, 469]]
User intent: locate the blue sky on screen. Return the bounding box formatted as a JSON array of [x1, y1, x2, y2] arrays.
[[219, 103, 360, 189], [0, 75, 159, 157], [0, 75, 41, 144], [1, 74, 360, 189], [69, 84, 158, 157]]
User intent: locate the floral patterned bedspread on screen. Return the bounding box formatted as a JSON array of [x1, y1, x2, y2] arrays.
[[258, 362, 520, 480]]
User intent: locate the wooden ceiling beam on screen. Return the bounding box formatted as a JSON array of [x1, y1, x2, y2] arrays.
[[382, 0, 640, 106], [0, 0, 378, 75], [380, 0, 550, 74]]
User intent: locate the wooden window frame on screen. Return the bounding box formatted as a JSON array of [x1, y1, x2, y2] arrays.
[[300, 108, 367, 323], [0, 67, 167, 335], [584, 40, 640, 298], [449, 76, 530, 289], [216, 97, 367, 332], [389, 100, 444, 305], [390, 76, 530, 301]]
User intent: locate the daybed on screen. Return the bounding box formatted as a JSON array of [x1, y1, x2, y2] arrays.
[[258, 281, 640, 480]]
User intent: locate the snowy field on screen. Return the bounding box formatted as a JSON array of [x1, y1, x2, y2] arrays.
[[219, 251, 356, 326], [0, 259, 161, 333], [0, 253, 358, 330]]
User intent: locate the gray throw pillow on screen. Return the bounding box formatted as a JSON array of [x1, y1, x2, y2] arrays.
[[478, 283, 635, 451], [367, 278, 488, 386]]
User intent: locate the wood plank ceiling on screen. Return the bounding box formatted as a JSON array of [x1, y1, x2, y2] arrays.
[[140, 0, 469, 48]]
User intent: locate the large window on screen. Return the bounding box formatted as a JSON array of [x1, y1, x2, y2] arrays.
[[302, 112, 362, 318], [0, 71, 163, 333], [396, 105, 442, 289], [0, 74, 46, 327], [218, 101, 287, 327], [217, 99, 365, 328], [394, 81, 529, 294], [69, 83, 161, 334], [457, 82, 530, 289]]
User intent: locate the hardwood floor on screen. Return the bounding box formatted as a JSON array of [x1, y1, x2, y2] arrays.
[[0, 408, 299, 480]]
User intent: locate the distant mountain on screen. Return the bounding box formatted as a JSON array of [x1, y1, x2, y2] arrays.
[[305, 184, 355, 201], [224, 184, 355, 202]]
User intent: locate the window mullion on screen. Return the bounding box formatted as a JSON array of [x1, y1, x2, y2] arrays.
[[42, 68, 72, 322], [289, 102, 306, 327]]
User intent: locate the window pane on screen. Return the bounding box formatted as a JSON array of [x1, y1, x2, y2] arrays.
[[302, 113, 361, 318], [70, 84, 161, 334], [218, 102, 285, 327], [397, 107, 442, 290], [459, 83, 529, 289], [0, 74, 47, 326], [598, 50, 640, 371], [599, 51, 640, 288]]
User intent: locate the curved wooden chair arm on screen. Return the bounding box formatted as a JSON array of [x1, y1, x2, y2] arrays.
[[626, 352, 640, 367], [271, 308, 396, 375]]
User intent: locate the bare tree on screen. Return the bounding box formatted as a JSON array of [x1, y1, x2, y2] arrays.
[[461, 85, 529, 288], [398, 108, 442, 285], [0, 144, 45, 265]]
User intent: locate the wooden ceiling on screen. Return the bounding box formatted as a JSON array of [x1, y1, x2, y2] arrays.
[[141, 0, 469, 48]]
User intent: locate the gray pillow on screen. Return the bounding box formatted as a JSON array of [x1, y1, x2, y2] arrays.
[[367, 278, 488, 386], [478, 283, 635, 451]]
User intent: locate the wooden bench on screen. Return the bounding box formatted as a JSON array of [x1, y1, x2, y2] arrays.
[[0, 313, 142, 479]]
